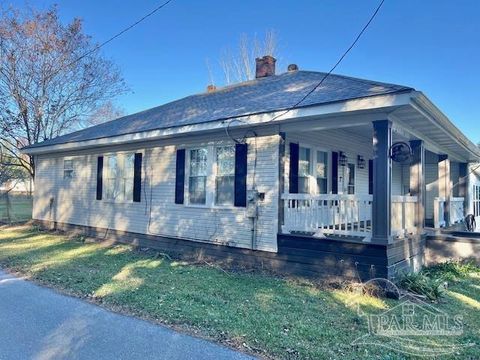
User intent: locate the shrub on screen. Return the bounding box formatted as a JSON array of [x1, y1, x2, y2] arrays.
[[423, 260, 480, 282], [398, 272, 445, 301]]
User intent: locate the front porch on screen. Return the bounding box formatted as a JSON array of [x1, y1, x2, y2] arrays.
[[279, 119, 468, 246]]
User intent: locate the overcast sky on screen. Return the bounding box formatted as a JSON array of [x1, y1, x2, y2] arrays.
[[14, 0, 480, 143]]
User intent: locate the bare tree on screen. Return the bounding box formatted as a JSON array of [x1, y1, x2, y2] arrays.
[[85, 101, 125, 126], [0, 6, 128, 178], [217, 30, 278, 85]]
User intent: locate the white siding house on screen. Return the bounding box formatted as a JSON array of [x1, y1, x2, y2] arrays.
[[23, 56, 480, 278]]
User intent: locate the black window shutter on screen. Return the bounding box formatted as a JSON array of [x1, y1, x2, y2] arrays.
[[96, 156, 103, 200], [331, 152, 338, 194], [368, 159, 373, 195], [289, 143, 299, 194], [133, 153, 142, 202], [234, 143, 248, 207], [175, 149, 185, 204]]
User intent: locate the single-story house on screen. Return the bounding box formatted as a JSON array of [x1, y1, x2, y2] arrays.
[[22, 56, 480, 280]]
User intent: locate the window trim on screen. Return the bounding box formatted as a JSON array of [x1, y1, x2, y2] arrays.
[[289, 142, 331, 195], [183, 143, 237, 209], [101, 150, 142, 204]]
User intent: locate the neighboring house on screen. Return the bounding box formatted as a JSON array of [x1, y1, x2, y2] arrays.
[[22, 56, 480, 280], [0, 178, 34, 194]]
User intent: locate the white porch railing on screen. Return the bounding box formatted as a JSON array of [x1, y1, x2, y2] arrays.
[[282, 194, 373, 239], [282, 194, 419, 240], [433, 197, 465, 228], [391, 195, 418, 237]]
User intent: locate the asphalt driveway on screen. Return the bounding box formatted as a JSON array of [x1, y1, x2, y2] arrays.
[[0, 270, 254, 360]]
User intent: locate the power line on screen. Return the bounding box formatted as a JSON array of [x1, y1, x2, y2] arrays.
[[227, 0, 385, 139], [56, 0, 175, 75]]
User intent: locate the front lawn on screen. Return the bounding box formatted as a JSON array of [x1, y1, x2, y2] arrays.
[[0, 225, 478, 359]]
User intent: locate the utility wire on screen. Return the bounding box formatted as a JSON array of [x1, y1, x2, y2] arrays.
[[225, 0, 386, 141], [52, 0, 175, 77]]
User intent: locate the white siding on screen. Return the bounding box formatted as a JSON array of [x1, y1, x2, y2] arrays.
[[33, 133, 280, 252]]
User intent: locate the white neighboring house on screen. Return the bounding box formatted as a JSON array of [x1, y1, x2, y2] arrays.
[[0, 178, 34, 194], [22, 56, 480, 279]]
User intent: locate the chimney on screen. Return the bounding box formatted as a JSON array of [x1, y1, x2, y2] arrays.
[[207, 84, 216, 93], [255, 55, 276, 78]]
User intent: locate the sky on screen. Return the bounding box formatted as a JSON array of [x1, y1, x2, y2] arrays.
[[13, 0, 480, 143]]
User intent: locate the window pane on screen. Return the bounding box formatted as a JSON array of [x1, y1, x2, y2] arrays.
[[124, 153, 135, 177], [124, 153, 135, 201], [298, 177, 309, 194], [348, 163, 355, 194], [189, 176, 206, 204], [317, 178, 327, 194], [108, 156, 118, 177], [64, 160, 73, 170], [216, 146, 235, 176], [125, 178, 133, 201], [299, 147, 310, 176], [316, 151, 328, 178], [190, 148, 208, 176], [216, 176, 234, 205]]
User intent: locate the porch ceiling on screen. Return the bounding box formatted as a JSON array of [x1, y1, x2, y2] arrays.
[[391, 104, 479, 162]]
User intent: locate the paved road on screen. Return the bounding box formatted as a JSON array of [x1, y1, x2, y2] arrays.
[[0, 270, 254, 360]]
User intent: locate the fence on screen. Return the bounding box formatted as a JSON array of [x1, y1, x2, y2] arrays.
[[0, 193, 33, 223]]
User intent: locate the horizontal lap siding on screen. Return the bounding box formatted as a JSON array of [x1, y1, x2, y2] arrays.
[[33, 134, 280, 252]]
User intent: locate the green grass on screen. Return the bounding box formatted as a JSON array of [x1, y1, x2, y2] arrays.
[[0, 194, 32, 222], [0, 225, 479, 359]]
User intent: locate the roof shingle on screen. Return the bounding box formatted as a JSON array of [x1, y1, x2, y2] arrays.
[[26, 70, 413, 149]]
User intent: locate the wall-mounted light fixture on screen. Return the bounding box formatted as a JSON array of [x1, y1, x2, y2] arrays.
[[339, 151, 348, 166], [357, 155, 366, 169]]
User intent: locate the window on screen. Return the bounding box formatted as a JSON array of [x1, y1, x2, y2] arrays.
[[105, 153, 135, 201], [215, 146, 235, 205], [188, 148, 208, 205], [64, 159, 74, 179], [316, 151, 328, 194], [298, 147, 311, 193], [347, 163, 355, 194]]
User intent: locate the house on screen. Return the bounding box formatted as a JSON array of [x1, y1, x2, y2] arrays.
[[22, 56, 480, 280]]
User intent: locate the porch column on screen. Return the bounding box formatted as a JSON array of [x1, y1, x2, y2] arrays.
[[458, 162, 468, 216], [438, 155, 451, 226], [409, 140, 425, 231], [372, 120, 392, 244]]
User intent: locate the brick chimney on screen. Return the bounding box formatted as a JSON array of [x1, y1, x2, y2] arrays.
[[255, 55, 276, 78], [206, 84, 216, 93]]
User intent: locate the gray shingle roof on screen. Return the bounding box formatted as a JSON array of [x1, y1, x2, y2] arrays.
[[26, 70, 413, 149]]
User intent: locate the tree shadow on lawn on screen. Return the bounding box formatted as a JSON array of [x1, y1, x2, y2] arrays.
[[1, 227, 479, 360]]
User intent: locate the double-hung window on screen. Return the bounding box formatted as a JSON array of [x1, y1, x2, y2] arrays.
[[215, 146, 235, 206], [64, 159, 74, 179], [188, 148, 208, 205], [105, 153, 135, 202], [186, 145, 237, 207]]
